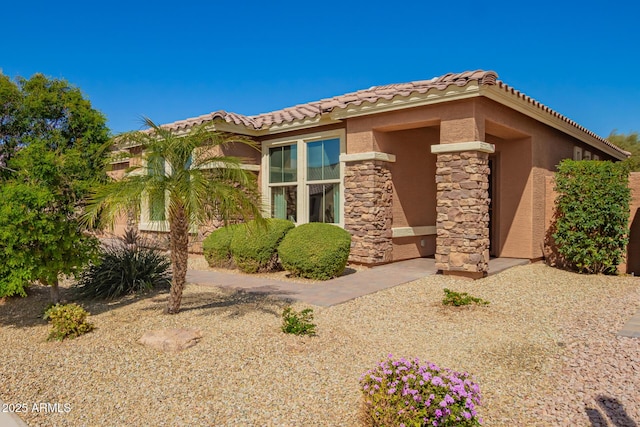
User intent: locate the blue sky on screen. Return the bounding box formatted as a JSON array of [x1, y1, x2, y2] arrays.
[[3, 0, 639, 138]]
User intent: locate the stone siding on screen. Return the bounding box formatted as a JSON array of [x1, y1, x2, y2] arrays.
[[344, 160, 393, 264], [435, 151, 490, 277]]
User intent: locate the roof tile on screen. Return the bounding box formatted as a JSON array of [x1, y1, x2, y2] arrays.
[[152, 70, 627, 157]]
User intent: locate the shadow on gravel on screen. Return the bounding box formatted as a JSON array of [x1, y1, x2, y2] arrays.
[[0, 282, 170, 329], [167, 288, 294, 318], [586, 395, 637, 427]]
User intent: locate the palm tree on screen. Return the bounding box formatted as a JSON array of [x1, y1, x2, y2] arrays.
[[85, 117, 263, 314]]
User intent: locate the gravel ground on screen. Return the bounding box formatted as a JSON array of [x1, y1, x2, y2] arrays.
[[0, 262, 638, 426]]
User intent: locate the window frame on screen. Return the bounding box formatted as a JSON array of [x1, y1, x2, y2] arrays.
[[262, 129, 346, 228]]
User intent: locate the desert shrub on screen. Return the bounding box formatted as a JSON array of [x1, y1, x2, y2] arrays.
[[281, 306, 316, 336], [360, 355, 482, 427], [74, 229, 171, 300], [202, 224, 239, 268], [442, 288, 489, 307], [44, 303, 95, 341], [278, 223, 351, 280], [230, 219, 294, 273], [552, 160, 630, 274]]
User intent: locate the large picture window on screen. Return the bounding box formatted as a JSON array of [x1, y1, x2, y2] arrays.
[[265, 133, 343, 225], [307, 138, 340, 223]]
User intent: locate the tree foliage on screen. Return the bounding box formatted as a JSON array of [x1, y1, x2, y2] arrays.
[[552, 159, 630, 274], [0, 72, 109, 301], [85, 118, 264, 314], [608, 131, 640, 171]]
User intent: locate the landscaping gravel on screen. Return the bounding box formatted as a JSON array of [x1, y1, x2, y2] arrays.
[[1, 263, 638, 426]]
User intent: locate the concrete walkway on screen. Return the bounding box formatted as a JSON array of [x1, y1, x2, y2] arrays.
[[619, 310, 640, 338], [186, 257, 530, 307]]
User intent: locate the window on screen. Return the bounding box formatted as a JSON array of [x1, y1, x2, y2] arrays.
[[148, 156, 166, 221], [265, 132, 343, 225], [307, 138, 340, 223], [269, 145, 298, 221], [573, 146, 583, 161], [583, 151, 592, 160]]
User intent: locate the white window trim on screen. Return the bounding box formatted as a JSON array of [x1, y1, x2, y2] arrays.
[[262, 129, 346, 228]]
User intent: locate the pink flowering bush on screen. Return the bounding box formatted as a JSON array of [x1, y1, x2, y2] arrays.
[[359, 355, 482, 427]]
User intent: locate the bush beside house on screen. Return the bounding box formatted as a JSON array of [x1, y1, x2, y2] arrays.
[[230, 219, 295, 273], [552, 160, 631, 274], [278, 223, 351, 280], [203, 224, 240, 268]]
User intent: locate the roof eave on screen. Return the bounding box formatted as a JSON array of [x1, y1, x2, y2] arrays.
[[329, 82, 482, 120], [480, 85, 628, 160]]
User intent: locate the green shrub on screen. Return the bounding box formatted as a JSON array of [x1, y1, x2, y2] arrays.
[[278, 223, 351, 280], [202, 224, 239, 268], [281, 306, 316, 336], [442, 288, 489, 307], [552, 160, 630, 274], [360, 355, 482, 426], [230, 219, 294, 273], [43, 303, 95, 341], [74, 229, 171, 300]]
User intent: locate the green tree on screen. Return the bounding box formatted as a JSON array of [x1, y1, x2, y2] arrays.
[[85, 118, 263, 314], [608, 131, 640, 171], [552, 159, 630, 274], [0, 72, 109, 302]]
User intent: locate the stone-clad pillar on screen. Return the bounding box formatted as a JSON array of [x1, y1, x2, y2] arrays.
[[341, 152, 396, 265], [431, 142, 494, 279]]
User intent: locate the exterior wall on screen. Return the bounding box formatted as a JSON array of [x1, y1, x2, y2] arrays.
[[625, 173, 640, 274], [376, 127, 439, 260], [485, 134, 534, 259], [480, 97, 619, 260]]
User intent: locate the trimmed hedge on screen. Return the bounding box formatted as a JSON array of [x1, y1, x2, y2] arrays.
[[202, 224, 239, 268], [278, 223, 351, 280], [230, 219, 295, 273]]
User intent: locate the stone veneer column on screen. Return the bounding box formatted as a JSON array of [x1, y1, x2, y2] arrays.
[[431, 142, 494, 279], [341, 152, 396, 265]]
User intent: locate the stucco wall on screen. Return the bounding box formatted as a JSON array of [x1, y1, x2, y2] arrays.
[[376, 126, 439, 260], [479, 97, 619, 259]]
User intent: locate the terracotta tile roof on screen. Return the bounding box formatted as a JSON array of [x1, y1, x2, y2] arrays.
[[160, 70, 498, 132], [154, 69, 627, 157]]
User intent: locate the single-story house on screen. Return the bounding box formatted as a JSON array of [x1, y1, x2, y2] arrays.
[[110, 70, 628, 279]]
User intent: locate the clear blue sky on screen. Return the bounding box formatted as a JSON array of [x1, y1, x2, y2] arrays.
[[3, 0, 639, 138]]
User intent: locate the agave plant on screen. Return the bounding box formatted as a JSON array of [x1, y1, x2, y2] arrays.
[[74, 229, 171, 300]]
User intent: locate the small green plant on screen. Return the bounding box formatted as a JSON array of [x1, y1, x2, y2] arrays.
[[278, 222, 352, 280], [281, 306, 316, 336], [442, 288, 489, 307], [43, 303, 95, 341]]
